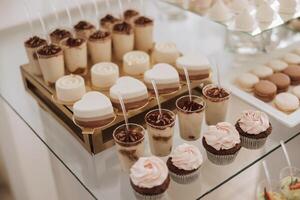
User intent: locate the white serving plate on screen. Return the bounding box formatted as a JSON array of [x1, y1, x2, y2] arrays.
[[223, 42, 300, 127]]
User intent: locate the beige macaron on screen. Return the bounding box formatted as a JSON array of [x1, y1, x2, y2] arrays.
[[274, 92, 299, 112]]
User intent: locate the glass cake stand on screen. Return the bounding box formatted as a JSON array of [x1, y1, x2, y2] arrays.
[[0, 0, 300, 199]]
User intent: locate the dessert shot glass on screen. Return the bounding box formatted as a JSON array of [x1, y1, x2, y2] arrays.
[[256, 179, 284, 200], [145, 109, 176, 157], [113, 123, 145, 172], [202, 84, 231, 125], [176, 95, 206, 141], [280, 166, 300, 200]]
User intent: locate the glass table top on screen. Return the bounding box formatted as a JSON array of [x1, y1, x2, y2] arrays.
[[0, 0, 299, 199]]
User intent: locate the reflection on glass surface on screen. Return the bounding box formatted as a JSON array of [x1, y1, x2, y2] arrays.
[[0, 0, 300, 199]]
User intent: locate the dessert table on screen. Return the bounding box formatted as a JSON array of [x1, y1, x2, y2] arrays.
[[0, 0, 300, 199]]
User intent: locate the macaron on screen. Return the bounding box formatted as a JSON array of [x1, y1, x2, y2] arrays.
[[283, 65, 300, 85], [292, 85, 300, 99], [267, 73, 291, 93], [251, 65, 273, 79], [254, 80, 277, 102], [236, 73, 259, 92], [274, 93, 299, 112], [283, 53, 300, 65], [266, 59, 288, 72]]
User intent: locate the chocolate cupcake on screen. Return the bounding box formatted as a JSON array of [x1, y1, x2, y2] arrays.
[[167, 143, 203, 184], [202, 122, 241, 165], [235, 110, 272, 149], [130, 156, 170, 200]]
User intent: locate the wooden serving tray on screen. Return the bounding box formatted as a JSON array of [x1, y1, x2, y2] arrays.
[[21, 63, 211, 154]]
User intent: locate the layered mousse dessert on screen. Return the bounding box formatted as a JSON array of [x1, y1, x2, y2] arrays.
[[112, 21, 134, 61], [110, 76, 148, 110], [113, 123, 145, 172], [73, 21, 96, 40], [176, 95, 206, 141], [144, 63, 180, 94], [55, 74, 86, 103], [124, 9, 140, 25], [50, 28, 72, 45], [61, 37, 87, 74], [73, 91, 115, 128], [130, 156, 170, 199], [134, 16, 153, 52], [91, 62, 119, 90], [202, 84, 231, 125], [37, 44, 65, 85], [100, 14, 121, 31], [145, 109, 176, 157], [153, 42, 180, 64], [88, 30, 112, 64], [280, 167, 300, 200], [176, 54, 211, 81], [24, 36, 47, 76], [123, 51, 150, 76]]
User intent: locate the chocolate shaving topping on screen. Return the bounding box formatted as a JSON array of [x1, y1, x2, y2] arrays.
[[113, 21, 132, 34], [134, 16, 153, 25], [37, 44, 62, 56], [115, 129, 143, 143], [178, 100, 203, 112], [146, 110, 175, 127], [25, 36, 47, 48], [89, 30, 110, 40], [206, 87, 229, 98], [124, 9, 139, 19], [66, 37, 84, 47], [100, 14, 120, 24], [50, 29, 71, 40], [74, 21, 95, 30]]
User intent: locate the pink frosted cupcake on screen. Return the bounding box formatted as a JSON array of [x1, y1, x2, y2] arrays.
[[235, 110, 272, 149], [130, 156, 170, 200], [202, 122, 241, 165], [167, 143, 203, 184]]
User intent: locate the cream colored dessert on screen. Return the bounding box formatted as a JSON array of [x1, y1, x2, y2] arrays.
[[275, 93, 299, 112], [252, 65, 273, 79], [73, 21, 96, 40], [123, 9, 140, 25], [235, 10, 256, 31], [236, 73, 259, 92], [110, 76, 148, 110], [176, 95, 206, 140], [37, 44, 65, 84], [256, 2, 275, 23], [267, 59, 288, 72], [100, 14, 121, 31], [145, 109, 176, 156], [73, 91, 115, 128], [49, 28, 72, 45], [176, 54, 211, 81], [134, 16, 154, 52], [153, 42, 180, 64], [24, 36, 47, 76], [283, 53, 300, 65], [279, 0, 297, 14], [208, 0, 232, 22], [144, 63, 180, 94], [91, 62, 119, 89], [280, 176, 300, 200], [112, 21, 134, 61], [202, 84, 231, 125], [88, 30, 112, 64], [123, 51, 150, 76], [61, 37, 87, 74], [113, 123, 145, 172], [55, 74, 86, 103]]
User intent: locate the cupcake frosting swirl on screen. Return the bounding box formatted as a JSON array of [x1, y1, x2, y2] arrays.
[[204, 122, 240, 151], [130, 156, 168, 188], [171, 143, 203, 171], [238, 110, 269, 134]]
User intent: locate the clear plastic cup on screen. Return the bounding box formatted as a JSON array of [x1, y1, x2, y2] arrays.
[[280, 166, 300, 200]]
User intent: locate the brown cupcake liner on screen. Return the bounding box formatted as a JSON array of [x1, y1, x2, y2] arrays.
[[206, 150, 239, 165], [168, 168, 200, 184], [240, 135, 267, 149], [133, 190, 166, 200]]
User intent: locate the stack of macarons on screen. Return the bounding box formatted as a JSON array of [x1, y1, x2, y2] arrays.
[[236, 47, 300, 113]]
